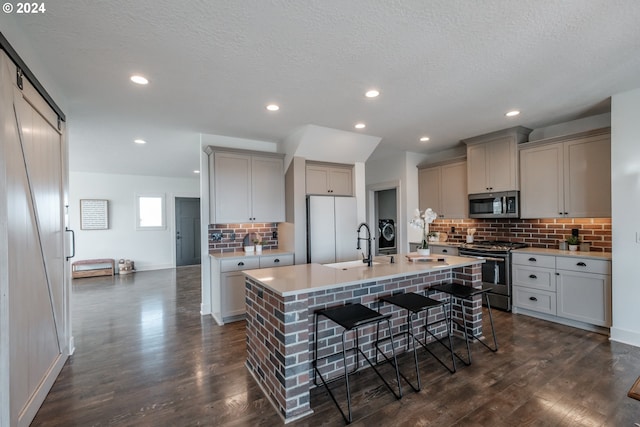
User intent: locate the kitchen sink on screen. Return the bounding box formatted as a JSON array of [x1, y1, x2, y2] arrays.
[[323, 260, 380, 269]]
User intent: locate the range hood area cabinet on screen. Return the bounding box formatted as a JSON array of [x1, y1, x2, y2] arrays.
[[209, 149, 285, 223], [418, 160, 467, 218], [519, 128, 611, 219], [305, 162, 353, 196], [463, 126, 532, 194]]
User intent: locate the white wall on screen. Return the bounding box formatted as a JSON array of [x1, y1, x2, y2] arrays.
[[610, 88, 640, 347], [70, 172, 199, 271]]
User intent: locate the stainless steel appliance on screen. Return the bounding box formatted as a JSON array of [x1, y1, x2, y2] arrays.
[[378, 219, 396, 255], [307, 196, 359, 264], [458, 241, 527, 311], [468, 191, 519, 219]]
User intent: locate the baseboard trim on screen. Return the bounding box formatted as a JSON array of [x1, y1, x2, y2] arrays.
[[610, 326, 640, 348]]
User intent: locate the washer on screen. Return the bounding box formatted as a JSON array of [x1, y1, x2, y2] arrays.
[[378, 219, 396, 253]]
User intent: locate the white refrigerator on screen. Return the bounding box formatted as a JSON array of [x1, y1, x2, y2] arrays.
[[307, 196, 359, 264]]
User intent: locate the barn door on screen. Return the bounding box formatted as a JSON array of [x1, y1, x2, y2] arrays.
[[0, 49, 69, 427]]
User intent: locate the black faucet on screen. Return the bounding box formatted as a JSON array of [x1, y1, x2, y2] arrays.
[[356, 222, 373, 267]]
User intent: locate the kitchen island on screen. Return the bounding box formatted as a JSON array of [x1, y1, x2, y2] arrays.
[[243, 254, 485, 422]]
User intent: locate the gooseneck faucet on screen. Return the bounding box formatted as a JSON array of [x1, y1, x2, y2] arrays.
[[356, 222, 373, 267]]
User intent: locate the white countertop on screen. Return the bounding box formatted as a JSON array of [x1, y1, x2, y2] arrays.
[[512, 247, 612, 261], [209, 248, 293, 260], [243, 254, 485, 297]]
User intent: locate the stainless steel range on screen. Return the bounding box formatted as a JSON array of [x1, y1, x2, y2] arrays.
[[458, 241, 528, 311]]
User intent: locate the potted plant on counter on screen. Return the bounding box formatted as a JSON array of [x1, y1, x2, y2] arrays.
[[410, 208, 438, 256], [253, 238, 263, 254], [566, 235, 580, 251]]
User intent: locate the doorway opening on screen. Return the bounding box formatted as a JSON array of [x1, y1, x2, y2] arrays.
[[175, 197, 201, 266], [372, 186, 399, 255]]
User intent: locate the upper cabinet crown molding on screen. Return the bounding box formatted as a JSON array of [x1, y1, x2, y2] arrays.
[[209, 149, 285, 224], [305, 162, 353, 196], [463, 126, 532, 194], [204, 145, 284, 159]]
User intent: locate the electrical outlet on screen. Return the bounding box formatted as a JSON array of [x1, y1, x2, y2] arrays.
[[272, 231, 278, 239], [211, 232, 222, 242], [450, 226, 456, 234], [231, 232, 236, 241]]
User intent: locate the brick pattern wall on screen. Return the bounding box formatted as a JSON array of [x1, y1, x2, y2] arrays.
[[429, 218, 612, 252], [245, 263, 482, 421], [208, 222, 278, 253]]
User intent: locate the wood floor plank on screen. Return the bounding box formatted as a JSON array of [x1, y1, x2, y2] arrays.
[[30, 266, 640, 426]]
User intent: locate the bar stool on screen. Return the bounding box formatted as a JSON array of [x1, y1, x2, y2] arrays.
[[313, 303, 402, 424], [378, 292, 457, 392], [430, 282, 498, 365]]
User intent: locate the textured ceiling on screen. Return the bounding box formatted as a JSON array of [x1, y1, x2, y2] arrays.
[[4, 0, 640, 177]]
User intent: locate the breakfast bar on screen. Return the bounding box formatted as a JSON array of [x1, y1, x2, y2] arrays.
[[243, 255, 485, 422]]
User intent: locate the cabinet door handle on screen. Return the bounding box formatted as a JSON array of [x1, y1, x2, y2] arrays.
[[274, 258, 280, 263], [443, 249, 448, 253], [564, 212, 568, 215], [576, 262, 587, 267], [529, 296, 538, 301], [529, 274, 537, 279], [238, 261, 245, 266], [528, 257, 537, 262]]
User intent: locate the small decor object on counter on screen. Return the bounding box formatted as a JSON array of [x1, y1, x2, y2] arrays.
[[580, 241, 591, 252], [559, 241, 568, 250], [244, 245, 255, 254], [466, 228, 476, 243], [409, 208, 438, 255], [253, 239, 263, 254], [566, 235, 580, 251]]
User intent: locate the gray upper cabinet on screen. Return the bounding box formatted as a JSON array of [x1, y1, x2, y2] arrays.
[[306, 163, 353, 196], [418, 161, 467, 218], [463, 127, 532, 194], [211, 150, 285, 223], [520, 128, 611, 218]]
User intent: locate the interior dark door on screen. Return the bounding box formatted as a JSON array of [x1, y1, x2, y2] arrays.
[[175, 197, 201, 266]]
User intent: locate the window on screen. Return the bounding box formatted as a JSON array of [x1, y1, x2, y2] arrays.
[[136, 194, 165, 230]]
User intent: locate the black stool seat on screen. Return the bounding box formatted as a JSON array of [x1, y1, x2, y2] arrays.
[[380, 292, 444, 314], [379, 292, 456, 392], [314, 303, 402, 424], [319, 303, 390, 330], [431, 283, 498, 365]]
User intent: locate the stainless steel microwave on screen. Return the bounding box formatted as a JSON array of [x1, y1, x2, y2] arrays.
[[468, 191, 519, 219]]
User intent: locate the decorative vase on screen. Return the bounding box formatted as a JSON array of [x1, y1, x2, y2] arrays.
[[255, 244, 263, 254], [569, 244, 578, 251], [244, 245, 255, 253], [417, 248, 430, 256]]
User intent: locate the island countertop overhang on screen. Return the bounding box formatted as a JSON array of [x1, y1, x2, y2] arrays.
[[242, 255, 485, 297]]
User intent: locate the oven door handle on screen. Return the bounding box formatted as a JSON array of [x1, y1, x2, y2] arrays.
[[459, 254, 505, 263]]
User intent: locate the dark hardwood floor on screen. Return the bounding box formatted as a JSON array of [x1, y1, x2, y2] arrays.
[[31, 267, 640, 426]]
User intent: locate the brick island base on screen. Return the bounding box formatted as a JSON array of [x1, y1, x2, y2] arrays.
[[245, 263, 482, 423]]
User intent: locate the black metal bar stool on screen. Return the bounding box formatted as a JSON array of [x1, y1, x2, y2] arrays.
[[313, 303, 402, 424], [431, 282, 498, 365], [378, 292, 457, 392]]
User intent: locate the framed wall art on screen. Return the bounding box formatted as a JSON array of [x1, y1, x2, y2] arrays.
[[80, 199, 109, 230]]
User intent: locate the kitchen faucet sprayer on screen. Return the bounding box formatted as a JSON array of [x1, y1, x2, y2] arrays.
[[356, 222, 373, 267]]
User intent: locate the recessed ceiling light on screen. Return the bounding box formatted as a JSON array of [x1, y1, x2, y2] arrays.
[[193, 170, 200, 174], [266, 104, 280, 111], [354, 123, 366, 129], [134, 139, 146, 144], [365, 89, 380, 98], [130, 75, 149, 85], [505, 110, 520, 117], [420, 136, 430, 142]]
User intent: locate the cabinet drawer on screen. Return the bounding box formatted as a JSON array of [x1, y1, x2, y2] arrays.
[[513, 266, 556, 291], [220, 257, 260, 272], [513, 286, 556, 315], [259, 254, 294, 268], [556, 256, 610, 275], [512, 253, 555, 269], [430, 246, 459, 256]]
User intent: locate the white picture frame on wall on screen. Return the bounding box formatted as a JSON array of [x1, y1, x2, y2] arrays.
[[80, 199, 109, 230]]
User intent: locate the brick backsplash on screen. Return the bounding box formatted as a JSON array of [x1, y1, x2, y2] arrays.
[[208, 223, 278, 253], [429, 218, 612, 252]]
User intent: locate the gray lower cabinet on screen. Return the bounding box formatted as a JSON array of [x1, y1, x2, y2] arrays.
[[512, 252, 611, 331], [220, 254, 294, 321]]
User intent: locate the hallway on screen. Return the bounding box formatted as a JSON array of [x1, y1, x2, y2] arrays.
[[31, 267, 640, 426]]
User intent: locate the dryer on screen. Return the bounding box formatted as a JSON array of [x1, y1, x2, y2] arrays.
[[378, 219, 396, 254]]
